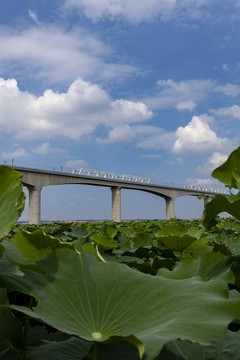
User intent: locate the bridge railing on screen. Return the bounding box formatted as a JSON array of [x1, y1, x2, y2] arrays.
[[72, 168, 152, 184]]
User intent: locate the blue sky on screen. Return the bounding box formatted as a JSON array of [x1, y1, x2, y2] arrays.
[[1, 0, 240, 221]]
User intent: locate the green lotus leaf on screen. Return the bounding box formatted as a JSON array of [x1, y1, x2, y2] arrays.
[[0, 289, 22, 349], [164, 330, 240, 360], [2, 250, 240, 360], [132, 232, 154, 248], [158, 252, 234, 283], [155, 226, 200, 251], [0, 165, 25, 238], [211, 146, 240, 190], [202, 195, 240, 229], [90, 233, 117, 250], [2, 230, 75, 269]]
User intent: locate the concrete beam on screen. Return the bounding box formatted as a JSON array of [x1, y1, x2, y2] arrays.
[[28, 186, 42, 224], [165, 197, 174, 220], [111, 187, 121, 222]]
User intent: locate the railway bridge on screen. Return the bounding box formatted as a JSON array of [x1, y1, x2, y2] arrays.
[[13, 166, 226, 224]]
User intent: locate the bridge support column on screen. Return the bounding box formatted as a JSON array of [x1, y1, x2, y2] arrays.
[[112, 187, 121, 222], [28, 186, 42, 224], [165, 197, 175, 220], [204, 196, 212, 207]]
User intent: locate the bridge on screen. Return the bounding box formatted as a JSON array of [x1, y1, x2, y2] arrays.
[[13, 166, 226, 224]]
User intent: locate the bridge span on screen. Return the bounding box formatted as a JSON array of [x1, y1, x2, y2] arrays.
[[13, 166, 223, 224]]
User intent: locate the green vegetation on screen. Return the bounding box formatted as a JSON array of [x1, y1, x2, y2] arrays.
[[1, 148, 240, 359]]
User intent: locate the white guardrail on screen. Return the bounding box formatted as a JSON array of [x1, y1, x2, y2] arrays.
[[184, 184, 227, 194], [72, 168, 152, 184], [72, 168, 227, 192]]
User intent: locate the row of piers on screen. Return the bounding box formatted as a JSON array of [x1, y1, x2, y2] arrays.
[[26, 185, 211, 224]]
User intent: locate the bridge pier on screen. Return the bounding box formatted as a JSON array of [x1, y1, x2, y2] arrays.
[[28, 185, 42, 224], [165, 197, 175, 219], [204, 196, 212, 207], [112, 187, 121, 222]]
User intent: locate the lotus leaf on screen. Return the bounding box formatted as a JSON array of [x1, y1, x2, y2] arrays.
[[203, 195, 240, 229], [155, 226, 200, 251], [0, 166, 25, 238], [158, 251, 234, 282], [164, 330, 240, 360], [212, 146, 240, 190], [2, 249, 240, 360]]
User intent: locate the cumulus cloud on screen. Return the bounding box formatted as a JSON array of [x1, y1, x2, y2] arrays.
[[0, 77, 152, 140], [196, 152, 228, 174], [172, 116, 233, 153], [62, 0, 227, 24], [65, 159, 88, 168], [0, 25, 138, 85], [145, 79, 215, 111]]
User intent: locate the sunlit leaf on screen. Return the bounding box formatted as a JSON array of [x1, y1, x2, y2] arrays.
[[0, 166, 25, 238], [212, 146, 240, 190], [2, 250, 240, 360]]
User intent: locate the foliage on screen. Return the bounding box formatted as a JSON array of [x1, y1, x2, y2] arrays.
[[1, 147, 240, 359]]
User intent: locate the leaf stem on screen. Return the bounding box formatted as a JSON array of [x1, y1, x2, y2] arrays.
[[20, 297, 34, 360], [93, 342, 101, 360]]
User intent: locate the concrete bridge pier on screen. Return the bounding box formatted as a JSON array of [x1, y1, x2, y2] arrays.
[[27, 185, 42, 224], [204, 196, 212, 207], [165, 197, 175, 219], [112, 186, 121, 222]]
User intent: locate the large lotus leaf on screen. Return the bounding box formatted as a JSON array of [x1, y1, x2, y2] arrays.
[[155, 226, 200, 251], [211, 146, 240, 190], [202, 195, 240, 229], [164, 330, 240, 360], [158, 252, 234, 283], [0, 289, 22, 349], [2, 230, 75, 269], [2, 250, 240, 360], [0, 165, 25, 238]]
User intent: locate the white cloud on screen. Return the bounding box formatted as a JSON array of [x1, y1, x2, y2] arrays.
[[97, 125, 157, 144], [0, 25, 138, 85], [33, 142, 65, 155], [222, 63, 228, 71], [65, 159, 88, 168], [196, 152, 228, 174], [2, 147, 27, 159], [214, 83, 240, 97], [172, 116, 233, 153], [145, 79, 215, 111], [0, 77, 152, 141], [211, 104, 240, 119], [138, 129, 175, 150], [28, 9, 40, 24], [185, 177, 216, 185], [62, 0, 224, 24]]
